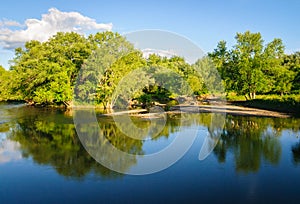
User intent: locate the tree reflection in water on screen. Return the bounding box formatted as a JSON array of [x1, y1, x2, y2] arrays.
[[292, 141, 300, 165], [8, 110, 123, 179], [5, 106, 300, 177], [214, 116, 300, 173]]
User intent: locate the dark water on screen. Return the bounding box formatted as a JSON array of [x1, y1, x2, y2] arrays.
[[0, 103, 300, 203]]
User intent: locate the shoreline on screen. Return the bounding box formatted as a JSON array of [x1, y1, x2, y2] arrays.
[[169, 104, 291, 118], [97, 103, 291, 118], [0, 101, 296, 118]]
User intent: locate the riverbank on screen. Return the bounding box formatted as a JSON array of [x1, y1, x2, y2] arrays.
[[229, 100, 300, 117], [1, 99, 297, 118], [226, 94, 300, 117], [169, 104, 291, 118], [98, 103, 291, 118]]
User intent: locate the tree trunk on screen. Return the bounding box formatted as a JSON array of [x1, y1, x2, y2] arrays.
[[63, 101, 73, 109], [104, 101, 113, 113], [249, 92, 256, 100]]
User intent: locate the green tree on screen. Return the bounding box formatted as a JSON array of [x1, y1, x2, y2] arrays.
[[193, 57, 223, 94], [138, 54, 204, 105], [283, 52, 300, 93], [232, 31, 266, 99], [0, 65, 20, 101], [10, 32, 92, 106], [263, 38, 294, 95], [208, 40, 239, 92], [77, 32, 139, 109], [209, 31, 290, 99], [3, 30, 208, 107], [0, 65, 8, 100]]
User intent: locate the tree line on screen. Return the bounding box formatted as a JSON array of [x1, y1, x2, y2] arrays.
[[209, 31, 300, 99], [0, 30, 299, 107]]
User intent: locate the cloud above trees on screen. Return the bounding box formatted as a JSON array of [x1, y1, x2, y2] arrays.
[[0, 8, 112, 49]]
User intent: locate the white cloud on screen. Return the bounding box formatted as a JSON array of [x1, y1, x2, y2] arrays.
[[0, 19, 22, 27], [0, 8, 113, 49], [0, 138, 22, 164]]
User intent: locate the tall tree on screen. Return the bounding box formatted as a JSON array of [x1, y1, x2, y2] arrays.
[[0, 65, 21, 101], [0, 65, 9, 101], [283, 52, 300, 93], [81, 32, 137, 109], [209, 31, 291, 99], [263, 38, 294, 95], [193, 56, 223, 94], [232, 31, 266, 99], [11, 32, 92, 106]]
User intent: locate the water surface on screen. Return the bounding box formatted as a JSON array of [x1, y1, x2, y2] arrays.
[[0, 103, 300, 203]]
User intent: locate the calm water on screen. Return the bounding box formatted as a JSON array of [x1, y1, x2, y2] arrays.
[[0, 103, 300, 203]]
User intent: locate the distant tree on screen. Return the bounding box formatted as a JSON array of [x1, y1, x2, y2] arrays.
[[193, 57, 224, 94], [142, 54, 205, 102], [0, 65, 20, 101], [146, 55, 197, 98], [0, 65, 8, 100], [208, 40, 234, 91], [209, 31, 292, 99], [262, 38, 295, 95], [283, 52, 300, 93]]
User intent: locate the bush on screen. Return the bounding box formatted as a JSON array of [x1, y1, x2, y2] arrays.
[[167, 100, 179, 107], [249, 94, 300, 116]]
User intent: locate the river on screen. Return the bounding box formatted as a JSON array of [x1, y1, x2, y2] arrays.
[[0, 103, 300, 203]]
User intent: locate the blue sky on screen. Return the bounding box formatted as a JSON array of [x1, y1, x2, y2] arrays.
[[0, 0, 299, 68]]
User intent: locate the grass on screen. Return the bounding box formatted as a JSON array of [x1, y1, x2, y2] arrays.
[[226, 92, 247, 101], [228, 94, 300, 116]]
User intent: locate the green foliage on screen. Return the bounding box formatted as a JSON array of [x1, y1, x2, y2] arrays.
[[137, 85, 172, 106], [193, 57, 224, 94], [131, 54, 204, 107], [10, 32, 92, 106], [75, 32, 139, 108], [1, 30, 209, 107], [0, 66, 9, 101], [209, 31, 298, 99], [3, 29, 299, 107], [104, 51, 147, 108], [210, 31, 267, 98], [248, 95, 300, 115], [227, 94, 300, 115], [226, 92, 247, 101], [262, 38, 295, 95], [0, 66, 21, 101], [283, 52, 300, 93]]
